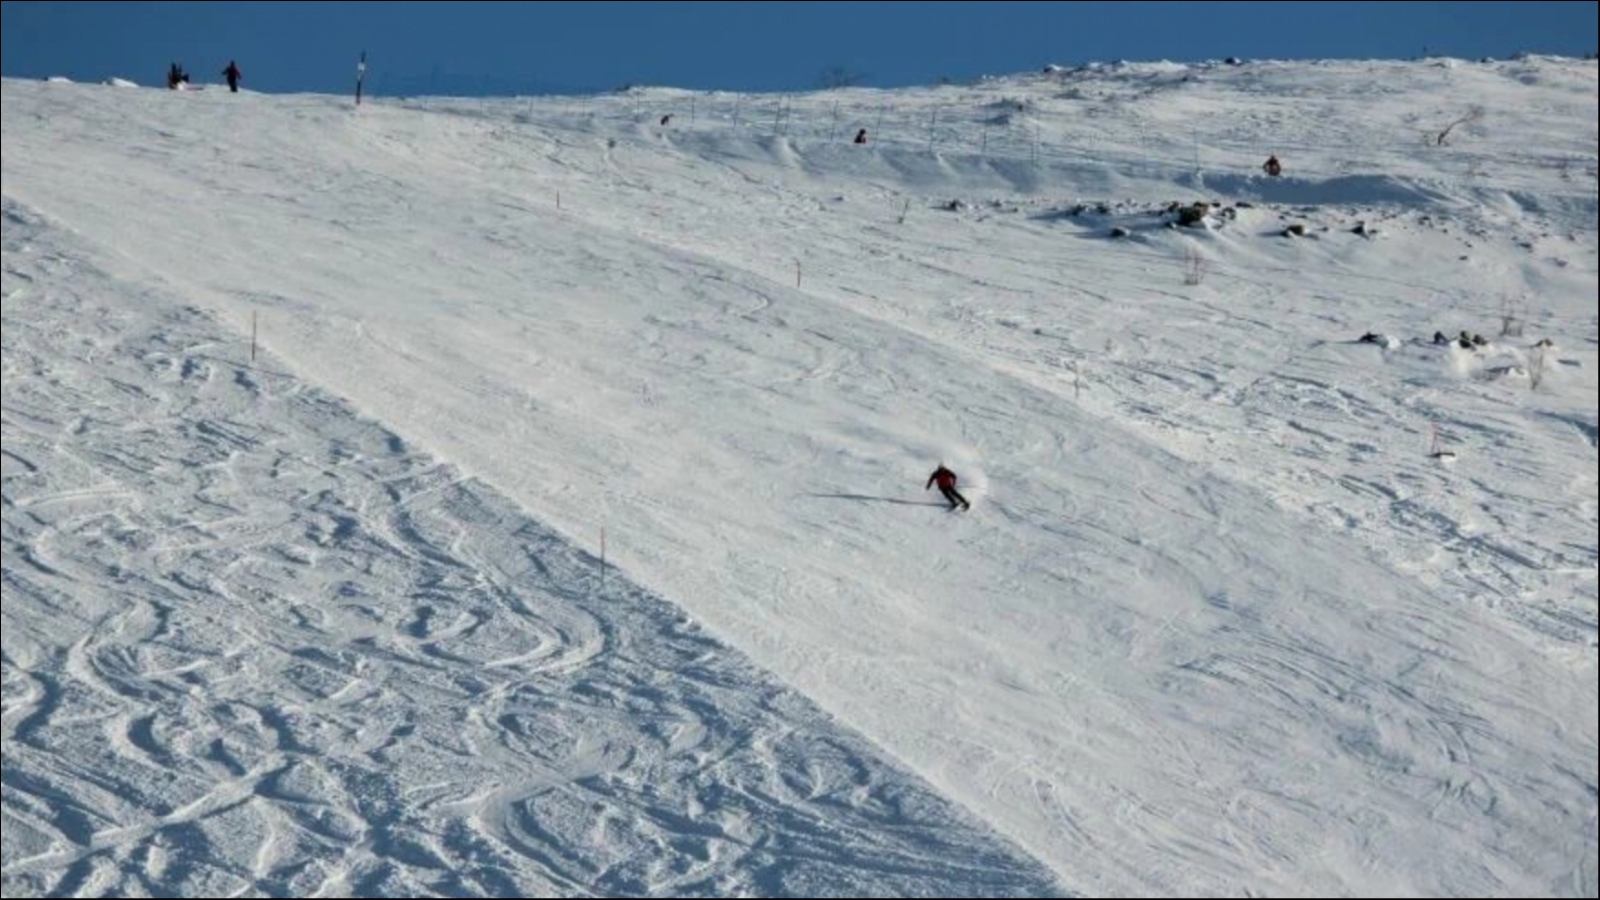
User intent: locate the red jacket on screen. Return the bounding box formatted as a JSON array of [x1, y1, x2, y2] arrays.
[[928, 467, 957, 490]]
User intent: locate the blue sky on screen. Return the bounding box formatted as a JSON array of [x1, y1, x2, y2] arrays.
[[3, 1, 1595, 96]]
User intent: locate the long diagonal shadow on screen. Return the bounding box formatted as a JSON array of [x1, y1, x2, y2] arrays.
[[806, 493, 951, 507]]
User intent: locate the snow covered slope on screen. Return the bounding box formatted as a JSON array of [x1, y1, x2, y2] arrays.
[[4, 55, 1596, 897]]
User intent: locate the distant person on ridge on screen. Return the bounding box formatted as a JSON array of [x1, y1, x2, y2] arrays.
[[926, 464, 970, 511], [1262, 154, 1282, 177], [223, 60, 242, 93]]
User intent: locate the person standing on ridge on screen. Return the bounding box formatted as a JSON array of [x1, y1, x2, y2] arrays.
[[223, 60, 242, 93], [926, 464, 970, 510]]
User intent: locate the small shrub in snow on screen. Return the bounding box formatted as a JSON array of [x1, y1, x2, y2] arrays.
[[1432, 106, 1486, 146], [988, 96, 1032, 112], [1498, 296, 1528, 337]]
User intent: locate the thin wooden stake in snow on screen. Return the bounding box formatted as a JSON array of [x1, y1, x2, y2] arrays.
[[251, 311, 257, 363], [1430, 423, 1457, 460]]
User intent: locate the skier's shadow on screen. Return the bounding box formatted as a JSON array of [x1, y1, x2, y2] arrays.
[[806, 493, 950, 508]]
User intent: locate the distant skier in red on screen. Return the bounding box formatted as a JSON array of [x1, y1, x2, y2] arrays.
[[223, 60, 242, 93], [926, 464, 970, 510]]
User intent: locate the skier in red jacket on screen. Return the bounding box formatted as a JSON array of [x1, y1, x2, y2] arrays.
[[926, 464, 970, 510]]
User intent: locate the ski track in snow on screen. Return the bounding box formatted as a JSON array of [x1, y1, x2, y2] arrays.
[[0, 206, 1058, 898]]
